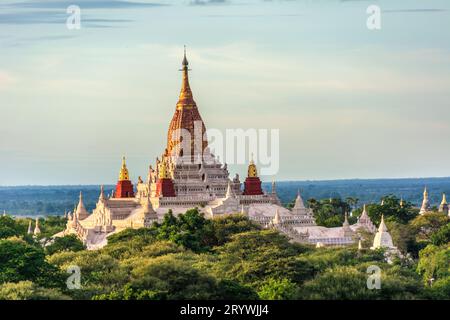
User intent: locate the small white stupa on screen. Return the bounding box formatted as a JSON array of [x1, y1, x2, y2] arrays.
[[291, 190, 308, 215], [439, 193, 449, 215], [33, 218, 41, 236], [358, 239, 363, 251], [27, 220, 33, 235], [371, 215, 397, 251], [342, 213, 354, 238], [272, 209, 281, 226], [419, 187, 431, 215], [141, 195, 158, 227]]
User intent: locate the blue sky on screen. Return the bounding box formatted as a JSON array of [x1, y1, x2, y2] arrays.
[[1, 0, 450, 185]]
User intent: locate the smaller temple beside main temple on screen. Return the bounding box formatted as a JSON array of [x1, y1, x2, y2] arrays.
[[242, 155, 264, 196], [282, 203, 376, 247]]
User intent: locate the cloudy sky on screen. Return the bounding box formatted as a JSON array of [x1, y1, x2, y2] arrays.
[[1, 0, 450, 185]]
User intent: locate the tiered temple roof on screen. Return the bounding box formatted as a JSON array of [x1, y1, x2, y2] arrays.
[[75, 191, 89, 220], [167, 46, 208, 160]]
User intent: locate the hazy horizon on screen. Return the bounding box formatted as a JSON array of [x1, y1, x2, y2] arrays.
[[2, 175, 450, 187], [1, 0, 450, 185]]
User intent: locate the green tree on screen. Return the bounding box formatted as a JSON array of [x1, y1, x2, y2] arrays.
[[417, 244, 450, 284], [308, 198, 352, 227], [257, 278, 297, 300], [153, 209, 215, 252], [0, 281, 70, 300], [422, 277, 450, 300], [127, 254, 220, 300], [45, 235, 85, 255], [0, 238, 62, 287], [430, 223, 450, 246], [297, 264, 423, 300], [210, 214, 260, 246], [204, 230, 313, 288], [0, 215, 25, 239], [410, 214, 449, 242], [39, 216, 67, 238], [214, 279, 259, 300], [387, 221, 421, 257]]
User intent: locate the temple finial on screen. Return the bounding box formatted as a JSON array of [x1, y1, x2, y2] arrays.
[[247, 153, 258, 178], [178, 46, 193, 106], [182, 45, 188, 67], [119, 156, 130, 181], [99, 185, 105, 201]]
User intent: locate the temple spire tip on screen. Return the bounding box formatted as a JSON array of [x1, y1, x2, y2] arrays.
[[182, 45, 189, 67]]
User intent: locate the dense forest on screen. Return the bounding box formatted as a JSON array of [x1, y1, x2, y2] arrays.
[[0, 196, 448, 300]]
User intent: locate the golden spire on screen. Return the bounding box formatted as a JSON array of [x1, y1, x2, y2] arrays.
[[177, 45, 194, 109], [158, 159, 170, 179], [424, 187, 428, 198], [119, 156, 130, 181], [248, 153, 258, 177], [99, 185, 105, 201], [442, 193, 447, 205]]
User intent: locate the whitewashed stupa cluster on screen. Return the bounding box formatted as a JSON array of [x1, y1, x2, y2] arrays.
[[27, 218, 41, 236], [419, 187, 449, 215]]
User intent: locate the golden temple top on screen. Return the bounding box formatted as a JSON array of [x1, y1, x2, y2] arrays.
[[177, 46, 195, 109], [119, 156, 130, 181], [248, 153, 258, 178]]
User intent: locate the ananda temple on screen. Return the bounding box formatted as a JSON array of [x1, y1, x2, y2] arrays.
[[56, 50, 382, 250]]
